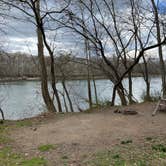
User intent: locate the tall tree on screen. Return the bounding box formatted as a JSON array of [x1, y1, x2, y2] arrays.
[[151, 0, 166, 97], [1, 0, 64, 112], [35, 0, 56, 112]]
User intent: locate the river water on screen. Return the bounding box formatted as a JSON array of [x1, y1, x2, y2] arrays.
[[0, 77, 162, 120]]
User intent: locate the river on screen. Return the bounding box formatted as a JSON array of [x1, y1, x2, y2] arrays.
[[0, 77, 162, 120]]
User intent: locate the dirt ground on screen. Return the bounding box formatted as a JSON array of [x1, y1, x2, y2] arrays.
[[9, 102, 166, 165]]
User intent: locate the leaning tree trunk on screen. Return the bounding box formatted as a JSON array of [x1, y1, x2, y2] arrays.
[[36, 0, 62, 112], [62, 80, 74, 112], [117, 84, 127, 106], [36, 0, 56, 112]]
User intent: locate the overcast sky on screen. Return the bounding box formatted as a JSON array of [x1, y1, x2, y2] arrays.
[[1, 0, 166, 56]]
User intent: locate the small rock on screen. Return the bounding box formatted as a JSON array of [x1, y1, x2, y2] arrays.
[[25, 153, 29, 156]]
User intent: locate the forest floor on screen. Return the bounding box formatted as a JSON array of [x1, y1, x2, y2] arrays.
[[1, 102, 166, 166]]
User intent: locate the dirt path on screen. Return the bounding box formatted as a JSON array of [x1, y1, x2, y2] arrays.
[[10, 102, 166, 165]]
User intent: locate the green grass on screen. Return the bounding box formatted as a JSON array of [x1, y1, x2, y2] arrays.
[[61, 155, 68, 160], [0, 147, 47, 166], [21, 157, 47, 166], [86, 151, 126, 166], [121, 139, 133, 145], [146, 137, 153, 141], [85, 137, 166, 166], [0, 123, 47, 166], [152, 144, 166, 152], [0, 147, 23, 166], [15, 120, 33, 127], [0, 124, 11, 144], [0, 135, 11, 144], [38, 144, 56, 152], [61, 155, 69, 166]]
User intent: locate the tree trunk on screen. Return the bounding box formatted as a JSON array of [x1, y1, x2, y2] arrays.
[[36, 0, 56, 112], [111, 83, 127, 106], [128, 71, 135, 104], [62, 80, 74, 112], [143, 56, 151, 100], [111, 85, 116, 106], [85, 39, 92, 109], [35, 0, 62, 112], [93, 77, 98, 105], [117, 84, 127, 106], [151, 0, 166, 97], [62, 93, 69, 113]]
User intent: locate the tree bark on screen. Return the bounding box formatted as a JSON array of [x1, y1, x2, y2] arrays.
[[143, 56, 151, 100], [128, 71, 135, 104], [117, 84, 127, 106], [62, 80, 74, 112], [36, 0, 56, 112]]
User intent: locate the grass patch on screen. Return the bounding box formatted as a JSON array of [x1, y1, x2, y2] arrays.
[[0, 135, 11, 144], [61, 155, 69, 166], [0, 124, 8, 132], [0, 124, 11, 144], [86, 151, 125, 166], [38, 144, 56, 152], [121, 139, 133, 145], [152, 144, 166, 152], [0, 147, 47, 166], [146, 137, 153, 141], [0, 147, 23, 166], [21, 157, 47, 166], [85, 137, 166, 166], [0, 122, 48, 166], [15, 120, 33, 127], [61, 155, 68, 160]]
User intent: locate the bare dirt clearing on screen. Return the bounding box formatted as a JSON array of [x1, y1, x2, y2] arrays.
[[9, 102, 166, 165]]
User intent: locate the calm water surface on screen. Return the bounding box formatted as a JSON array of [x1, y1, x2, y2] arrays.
[[0, 77, 162, 120]]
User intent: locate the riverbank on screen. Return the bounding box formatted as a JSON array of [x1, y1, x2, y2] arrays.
[[0, 77, 40, 82], [1, 102, 166, 165], [0, 73, 147, 82]]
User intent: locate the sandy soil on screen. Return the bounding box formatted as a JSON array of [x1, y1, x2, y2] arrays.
[[10, 102, 166, 165]]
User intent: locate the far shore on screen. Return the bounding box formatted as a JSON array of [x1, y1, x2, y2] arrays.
[[0, 73, 160, 82]]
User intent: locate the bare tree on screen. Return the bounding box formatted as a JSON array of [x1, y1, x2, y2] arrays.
[[1, 0, 72, 112], [150, 0, 166, 97], [51, 0, 166, 106]]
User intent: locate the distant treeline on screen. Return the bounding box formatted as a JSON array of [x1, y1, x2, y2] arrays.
[[0, 52, 162, 79]]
